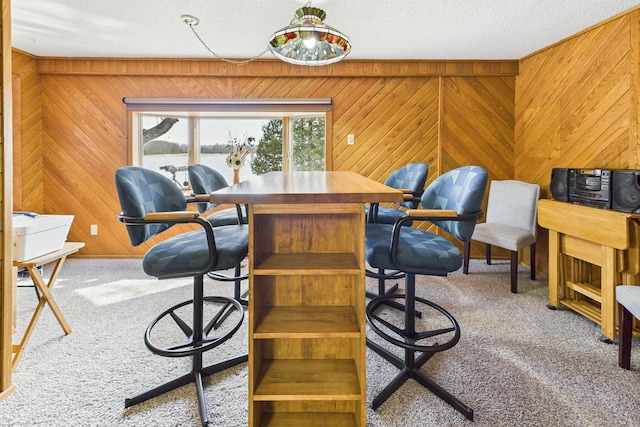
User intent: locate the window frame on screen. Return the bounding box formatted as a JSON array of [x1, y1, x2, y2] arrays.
[[125, 98, 333, 173]]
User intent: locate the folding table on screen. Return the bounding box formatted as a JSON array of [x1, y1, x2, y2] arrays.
[[11, 241, 84, 370]]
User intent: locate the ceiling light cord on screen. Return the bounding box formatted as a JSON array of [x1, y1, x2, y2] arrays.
[[183, 16, 269, 65]]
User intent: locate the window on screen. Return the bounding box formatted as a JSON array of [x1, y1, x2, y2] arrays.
[[125, 99, 332, 189]]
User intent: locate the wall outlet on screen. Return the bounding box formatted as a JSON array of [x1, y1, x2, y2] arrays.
[[347, 134, 355, 145], [90, 224, 98, 235]]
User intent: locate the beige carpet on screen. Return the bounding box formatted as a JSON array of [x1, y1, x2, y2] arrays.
[[2, 258, 639, 426]]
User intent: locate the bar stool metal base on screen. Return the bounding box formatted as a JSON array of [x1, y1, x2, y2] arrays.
[[125, 277, 246, 426], [207, 264, 249, 307], [366, 267, 422, 317], [366, 274, 473, 421]]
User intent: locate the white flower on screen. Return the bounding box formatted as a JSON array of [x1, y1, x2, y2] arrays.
[[226, 152, 245, 169]]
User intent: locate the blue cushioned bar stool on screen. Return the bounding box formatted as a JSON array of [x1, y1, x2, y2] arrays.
[[115, 166, 248, 426], [366, 162, 428, 224], [365, 165, 487, 421], [189, 164, 249, 308], [188, 164, 247, 226], [365, 162, 429, 308]]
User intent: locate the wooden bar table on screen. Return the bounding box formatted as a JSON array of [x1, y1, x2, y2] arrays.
[[211, 171, 403, 427]]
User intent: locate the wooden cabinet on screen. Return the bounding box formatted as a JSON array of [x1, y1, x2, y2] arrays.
[[211, 172, 402, 427], [538, 199, 640, 340]]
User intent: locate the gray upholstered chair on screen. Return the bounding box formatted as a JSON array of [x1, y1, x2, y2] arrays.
[[617, 285, 640, 369], [115, 166, 248, 426], [365, 165, 487, 421], [462, 180, 540, 293], [188, 163, 247, 226]]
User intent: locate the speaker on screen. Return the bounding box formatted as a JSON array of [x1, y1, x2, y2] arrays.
[[550, 168, 570, 201], [612, 170, 640, 213]]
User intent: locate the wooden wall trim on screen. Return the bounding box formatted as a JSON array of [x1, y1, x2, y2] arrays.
[[35, 58, 518, 77], [0, 0, 14, 400]]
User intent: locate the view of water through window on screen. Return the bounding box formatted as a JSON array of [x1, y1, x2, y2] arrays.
[[142, 117, 270, 186], [138, 111, 326, 190]]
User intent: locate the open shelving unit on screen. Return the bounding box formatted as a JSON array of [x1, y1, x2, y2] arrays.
[[210, 171, 403, 426], [249, 204, 366, 426]]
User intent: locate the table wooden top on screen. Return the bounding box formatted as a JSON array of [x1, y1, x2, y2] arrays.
[[210, 171, 404, 205], [538, 199, 639, 249], [13, 242, 85, 267]]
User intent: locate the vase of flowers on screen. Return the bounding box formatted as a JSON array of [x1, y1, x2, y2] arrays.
[[225, 132, 256, 183]]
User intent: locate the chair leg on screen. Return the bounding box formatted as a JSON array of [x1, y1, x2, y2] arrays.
[[233, 264, 249, 307], [510, 250, 518, 293], [619, 303, 633, 369], [462, 241, 470, 274], [486, 244, 492, 265], [530, 243, 536, 280]]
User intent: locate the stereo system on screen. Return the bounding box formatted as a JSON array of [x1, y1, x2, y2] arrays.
[[550, 168, 640, 213]]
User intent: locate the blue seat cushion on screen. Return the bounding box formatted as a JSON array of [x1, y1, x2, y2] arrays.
[[374, 207, 406, 224], [143, 225, 248, 278], [206, 207, 246, 227], [366, 223, 462, 273]]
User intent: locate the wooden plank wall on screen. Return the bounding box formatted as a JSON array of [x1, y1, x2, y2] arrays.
[[516, 11, 640, 275], [11, 55, 517, 258], [0, 0, 15, 402], [11, 51, 41, 213], [12, 6, 640, 273]]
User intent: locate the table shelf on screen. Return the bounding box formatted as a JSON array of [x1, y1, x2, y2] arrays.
[[260, 412, 356, 427], [566, 280, 601, 303], [560, 299, 601, 325], [253, 253, 360, 275], [254, 306, 360, 339], [254, 359, 361, 400]]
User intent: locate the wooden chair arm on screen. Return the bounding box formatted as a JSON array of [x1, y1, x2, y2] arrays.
[[408, 209, 458, 217], [186, 194, 211, 204], [144, 211, 200, 221]]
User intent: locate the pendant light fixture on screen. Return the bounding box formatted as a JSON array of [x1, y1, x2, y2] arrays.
[[181, 4, 351, 66], [267, 6, 351, 66]]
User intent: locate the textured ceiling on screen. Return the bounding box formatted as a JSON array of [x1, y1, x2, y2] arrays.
[[11, 0, 640, 61]]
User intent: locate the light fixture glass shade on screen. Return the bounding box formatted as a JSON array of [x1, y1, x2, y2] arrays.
[[268, 7, 351, 66]]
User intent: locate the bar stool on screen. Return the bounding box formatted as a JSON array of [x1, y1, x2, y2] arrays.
[[365, 165, 487, 421]]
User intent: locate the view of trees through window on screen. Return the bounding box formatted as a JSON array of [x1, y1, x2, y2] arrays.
[[137, 114, 326, 188]]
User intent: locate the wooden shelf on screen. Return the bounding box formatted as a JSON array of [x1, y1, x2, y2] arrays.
[[261, 412, 356, 427], [254, 359, 361, 401], [253, 253, 360, 275], [561, 299, 601, 325], [254, 306, 360, 339], [566, 280, 601, 303]]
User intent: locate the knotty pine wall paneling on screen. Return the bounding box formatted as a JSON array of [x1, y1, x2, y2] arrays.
[[440, 75, 516, 258], [11, 51, 42, 213], [15, 57, 517, 257], [515, 10, 640, 276], [0, 0, 14, 400]]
